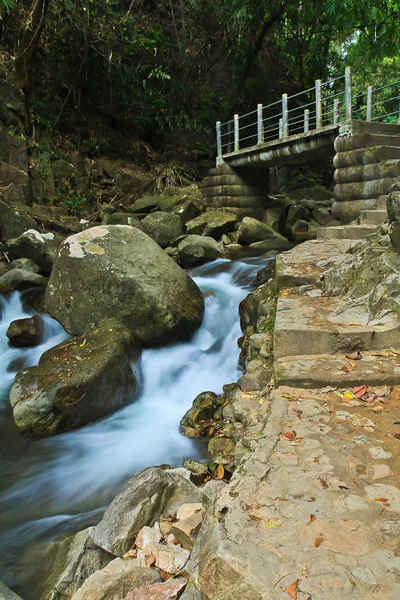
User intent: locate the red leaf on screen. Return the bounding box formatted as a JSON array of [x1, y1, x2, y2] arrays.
[[280, 430, 297, 441], [353, 385, 367, 398]]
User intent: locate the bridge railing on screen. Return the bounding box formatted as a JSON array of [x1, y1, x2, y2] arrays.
[[216, 69, 400, 160]]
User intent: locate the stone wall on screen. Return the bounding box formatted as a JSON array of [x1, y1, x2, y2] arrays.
[[199, 162, 269, 220], [332, 129, 400, 223]]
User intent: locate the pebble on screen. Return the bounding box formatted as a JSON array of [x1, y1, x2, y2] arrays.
[[372, 464, 392, 480], [369, 447, 392, 459]]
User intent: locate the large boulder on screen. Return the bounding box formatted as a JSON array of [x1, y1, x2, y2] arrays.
[[42, 527, 113, 600], [178, 235, 221, 268], [92, 467, 203, 556], [0, 198, 36, 242], [237, 217, 290, 246], [7, 229, 65, 274], [0, 581, 23, 600], [185, 212, 237, 239], [9, 322, 141, 435], [141, 212, 183, 248], [70, 558, 160, 600], [45, 225, 204, 346], [158, 185, 203, 213]]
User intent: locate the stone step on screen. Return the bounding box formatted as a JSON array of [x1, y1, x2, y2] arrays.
[[334, 146, 400, 168], [378, 195, 389, 209], [275, 351, 400, 388], [316, 224, 378, 240], [335, 133, 400, 153], [359, 209, 387, 225], [273, 295, 400, 359]]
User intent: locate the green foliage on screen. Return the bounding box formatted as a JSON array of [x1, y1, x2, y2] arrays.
[[65, 194, 86, 215]]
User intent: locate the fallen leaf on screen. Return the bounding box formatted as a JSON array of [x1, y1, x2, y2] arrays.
[[285, 579, 299, 599], [259, 398, 265, 405], [80, 338, 87, 347], [374, 386, 392, 397], [280, 430, 297, 441], [371, 405, 383, 413], [265, 520, 283, 528], [348, 322, 363, 326], [307, 514, 316, 525], [353, 385, 367, 398], [216, 465, 225, 479], [314, 535, 325, 547], [344, 392, 354, 399], [318, 477, 329, 489], [374, 497, 388, 502], [67, 371, 75, 377], [248, 514, 263, 521]]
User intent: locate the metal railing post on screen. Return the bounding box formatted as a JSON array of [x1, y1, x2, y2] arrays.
[[282, 93, 288, 137], [216, 121, 222, 160], [227, 121, 233, 153], [315, 79, 322, 128], [257, 104, 264, 144], [345, 66, 352, 120], [333, 99, 339, 125], [234, 114, 239, 151], [279, 118, 283, 139], [366, 86, 373, 121], [304, 109, 309, 132]]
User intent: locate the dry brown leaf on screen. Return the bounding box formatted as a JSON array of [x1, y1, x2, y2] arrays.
[[280, 430, 297, 441], [216, 465, 225, 479], [285, 580, 299, 600], [353, 385, 367, 398], [307, 514, 316, 525], [314, 535, 325, 548], [374, 497, 389, 502], [248, 514, 264, 521]]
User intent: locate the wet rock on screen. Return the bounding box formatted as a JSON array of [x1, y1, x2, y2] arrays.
[[45, 226, 204, 346], [185, 212, 237, 239], [9, 322, 141, 435], [0, 198, 36, 242], [6, 315, 44, 347], [179, 391, 222, 437], [177, 235, 221, 268], [42, 527, 113, 600], [237, 217, 289, 246], [0, 581, 23, 600], [92, 467, 203, 556], [125, 577, 187, 600], [141, 212, 183, 248], [0, 268, 48, 294], [290, 218, 318, 241], [70, 558, 160, 600], [7, 229, 65, 274]]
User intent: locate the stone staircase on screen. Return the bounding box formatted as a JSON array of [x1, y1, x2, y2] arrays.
[[273, 240, 400, 389], [317, 195, 388, 240]]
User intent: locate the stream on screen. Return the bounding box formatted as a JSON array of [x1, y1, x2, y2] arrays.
[[0, 257, 268, 598]]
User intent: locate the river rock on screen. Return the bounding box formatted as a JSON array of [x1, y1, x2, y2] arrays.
[[45, 225, 204, 346], [185, 212, 237, 239], [158, 185, 203, 213], [141, 212, 183, 248], [0, 268, 48, 294], [171, 504, 204, 550], [0, 198, 36, 242], [105, 213, 144, 228], [6, 315, 44, 347], [125, 577, 187, 600], [42, 527, 113, 600], [139, 542, 190, 574], [178, 235, 221, 268], [7, 229, 65, 274], [9, 322, 141, 435], [130, 196, 160, 214], [0, 581, 23, 600], [179, 391, 222, 437], [8, 257, 41, 273], [237, 217, 290, 246], [70, 558, 160, 600], [92, 467, 203, 556]]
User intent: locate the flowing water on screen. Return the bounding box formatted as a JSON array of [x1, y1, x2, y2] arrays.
[[0, 257, 268, 597]]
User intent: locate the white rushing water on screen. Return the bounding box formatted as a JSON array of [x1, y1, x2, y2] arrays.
[[0, 257, 267, 591]]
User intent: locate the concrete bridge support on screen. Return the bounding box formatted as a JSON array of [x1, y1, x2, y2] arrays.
[[332, 124, 400, 223], [198, 162, 269, 220]]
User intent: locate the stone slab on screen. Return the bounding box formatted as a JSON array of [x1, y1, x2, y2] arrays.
[[359, 209, 387, 225], [317, 224, 378, 240]]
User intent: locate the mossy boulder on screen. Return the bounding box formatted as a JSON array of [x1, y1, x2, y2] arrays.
[[141, 211, 183, 248], [185, 211, 237, 239], [158, 185, 203, 212], [237, 217, 290, 246], [178, 234, 221, 268], [179, 391, 223, 437], [0, 198, 36, 242], [9, 322, 141, 435], [7, 229, 65, 274], [45, 225, 204, 346]]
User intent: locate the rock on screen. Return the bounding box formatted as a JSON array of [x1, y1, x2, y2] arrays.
[[42, 527, 113, 600], [6, 315, 44, 347], [290, 218, 318, 241], [139, 542, 189, 574], [171, 505, 204, 550], [172, 200, 203, 224], [9, 258, 41, 273], [131, 196, 160, 214], [182, 459, 209, 476], [311, 206, 334, 226], [254, 259, 276, 286], [179, 391, 221, 437], [141, 212, 183, 248], [286, 203, 310, 227], [237, 217, 289, 245], [372, 465, 392, 480], [9, 322, 141, 435], [7, 229, 65, 274], [45, 226, 204, 346], [0, 198, 36, 242], [158, 185, 202, 213], [105, 213, 144, 228], [177, 235, 221, 268], [70, 558, 160, 600], [263, 207, 284, 232], [387, 191, 400, 252], [92, 467, 203, 556], [125, 578, 187, 600], [185, 212, 237, 239], [0, 268, 48, 294], [208, 437, 235, 465], [0, 581, 23, 600], [365, 484, 400, 512], [135, 524, 162, 550]]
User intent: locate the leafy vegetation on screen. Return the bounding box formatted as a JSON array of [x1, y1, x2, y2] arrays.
[[0, 0, 399, 151]]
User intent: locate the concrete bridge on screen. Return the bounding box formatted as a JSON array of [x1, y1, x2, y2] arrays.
[[201, 69, 400, 228]]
